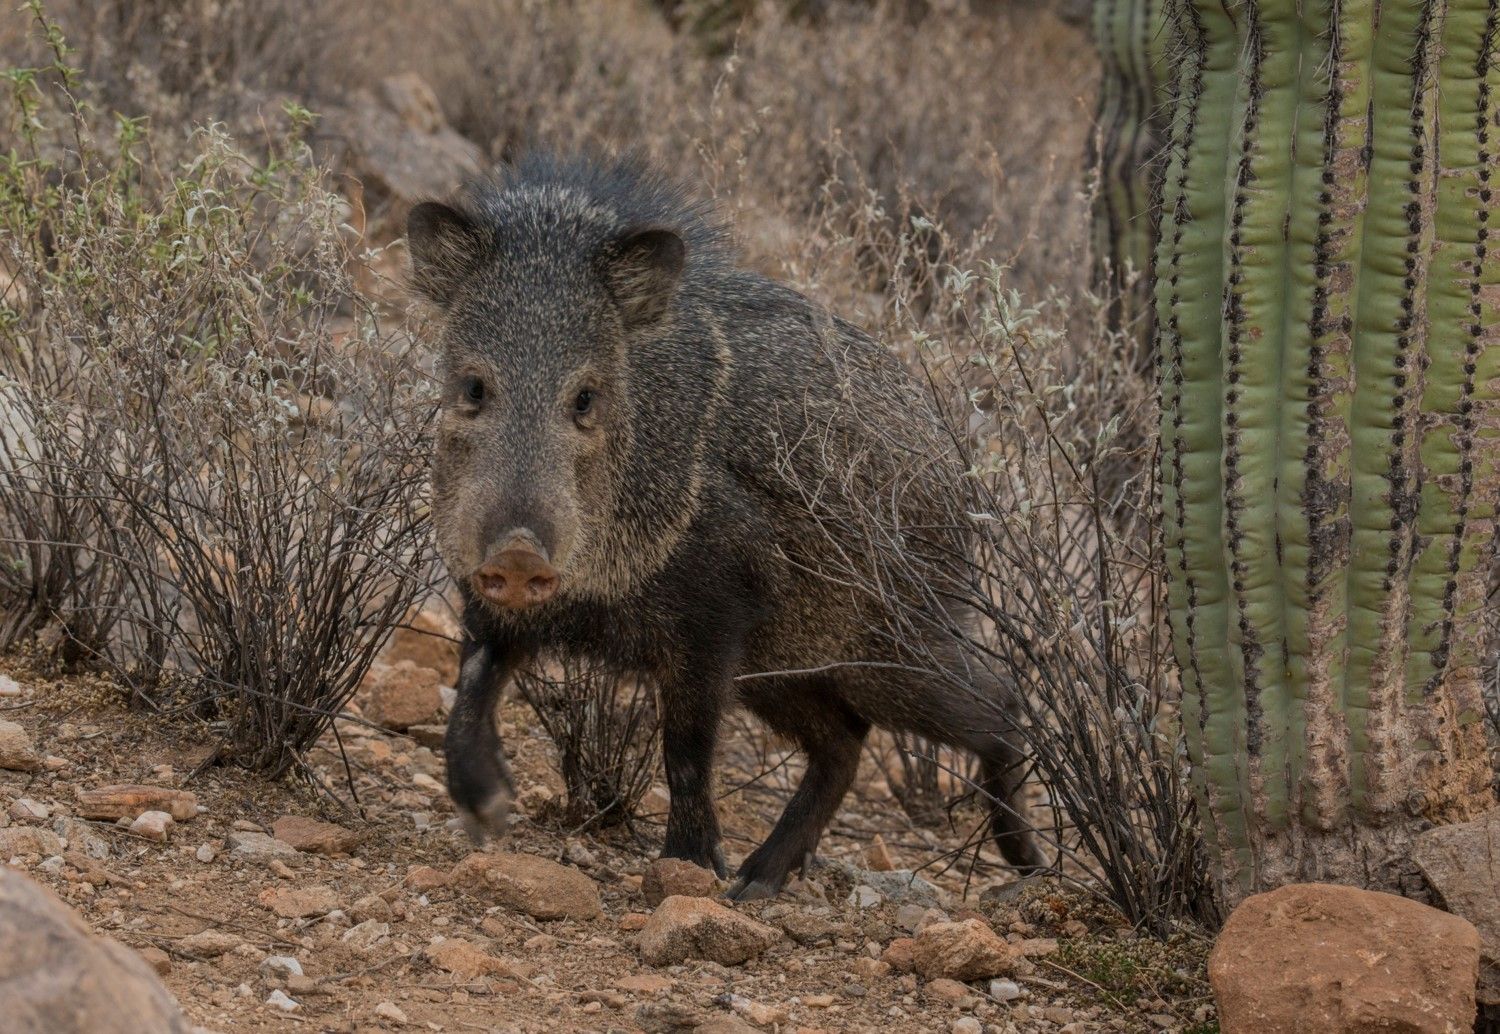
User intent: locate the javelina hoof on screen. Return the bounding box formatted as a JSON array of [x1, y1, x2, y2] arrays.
[[725, 876, 782, 902], [456, 785, 513, 844]]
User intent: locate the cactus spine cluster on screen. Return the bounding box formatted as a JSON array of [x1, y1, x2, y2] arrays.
[[1150, 0, 1500, 899]]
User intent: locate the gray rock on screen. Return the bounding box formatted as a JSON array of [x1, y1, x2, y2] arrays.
[[1413, 806, 1500, 1004], [822, 859, 944, 908], [225, 831, 299, 863]]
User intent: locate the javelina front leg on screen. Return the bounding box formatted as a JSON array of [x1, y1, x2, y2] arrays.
[[445, 639, 518, 843], [728, 701, 869, 901], [658, 667, 728, 878]]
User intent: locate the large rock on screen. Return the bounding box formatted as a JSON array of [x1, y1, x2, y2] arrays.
[[0, 868, 189, 1033], [638, 896, 780, 967], [318, 73, 483, 225], [0, 826, 64, 858], [271, 815, 359, 855], [1414, 807, 1500, 1004], [912, 918, 1018, 981], [1209, 882, 1480, 1034], [450, 851, 603, 920]]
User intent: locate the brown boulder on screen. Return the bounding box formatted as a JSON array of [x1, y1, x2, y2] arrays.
[[361, 660, 444, 731], [912, 918, 1017, 981], [637, 896, 780, 967], [1210, 882, 1479, 1034], [0, 868, 190, 1033], [450, 851, 603, 920], [1414, 807, 1500, 1004], [642, 857, 724, 907]]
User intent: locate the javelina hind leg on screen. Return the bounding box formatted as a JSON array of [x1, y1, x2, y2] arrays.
[[728, 691, 869, 901], [445, 639, 518, 843], [976, 735, 1047, 871], [658, 661, 729, 878]]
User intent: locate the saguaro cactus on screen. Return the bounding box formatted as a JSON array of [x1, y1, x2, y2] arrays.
[[1089, 0, 1170, 339], [1153, 0, 1500, 901]]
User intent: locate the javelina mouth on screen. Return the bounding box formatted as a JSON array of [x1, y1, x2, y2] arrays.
[[471, 532, 560, 609]]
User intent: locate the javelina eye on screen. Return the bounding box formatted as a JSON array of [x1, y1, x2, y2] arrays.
[[461, 376, 485, 404], [573, 389, 595, 416]]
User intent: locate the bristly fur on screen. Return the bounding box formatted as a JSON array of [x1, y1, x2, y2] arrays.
[[413, 151, 1043, 898]]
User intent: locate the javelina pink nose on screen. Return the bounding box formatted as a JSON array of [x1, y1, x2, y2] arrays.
[[472, 540, 559, 609]]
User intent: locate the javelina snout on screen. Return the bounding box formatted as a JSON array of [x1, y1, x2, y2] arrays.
[[413, 154, 1043, 899], [472, 531, 559, 610]]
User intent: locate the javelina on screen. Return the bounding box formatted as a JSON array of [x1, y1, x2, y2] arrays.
[[408, 154, 1042, 898]]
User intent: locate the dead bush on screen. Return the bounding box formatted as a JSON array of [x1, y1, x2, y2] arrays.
[[0, 8, 438, 775]]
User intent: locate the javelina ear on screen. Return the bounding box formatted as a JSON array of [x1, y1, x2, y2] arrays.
[[599, 226, 685, 328], [407, 201, 485, 307]]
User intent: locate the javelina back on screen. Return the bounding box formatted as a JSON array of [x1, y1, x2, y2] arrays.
[[409, 154, 1042, 898]]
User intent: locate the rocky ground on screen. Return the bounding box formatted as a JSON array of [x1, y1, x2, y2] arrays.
[[0, 636, 1216, 1034]]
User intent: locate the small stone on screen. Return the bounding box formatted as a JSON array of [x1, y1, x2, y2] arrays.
[[265, 989, 300, 1012], [450, 850, 603, 920], [137, 945, 172, 976], [952, 1019, 983, 1034], [642, 857, 724, 907], [342, 919, 391, 954], [9, 798, 48, 822], [638, 896, 781, 967], [260, 955, 304, 980], [0, 826, 64, 858], [350, 892, 393, 922], [406, 724, 447, 750], [853, 957, 891, 981], [619, 911, 650, 932], [613, 973, 672, 998], [42, 756, 67, 772], [195, 843, 217, 863], [74, 786, 197, 822], [1017, 936, 1060, 957], [924, 977, 972, 1004], [129, 811, 174, 842], [988, 978, 1022, 1001], [425, 937, 522, 979], [225, 830, 300, 862], [913, 919, 1018, 981], [1061, 918, 1088, 938], [180, 929, 243, 957], [847, 884, 882, 909], [822, 860, 943, 907], [881, 937, 917, 973], [258, 885, 338, 918], [912, 907, 951, 935], [270, 815, 359, 855], [374, 1001, 408, 1024], [0, 719, 40, 772], [895, 903, 929, 933], [404, 864, 448, 891], [804, 994, 835, 1008], [866, 834, 896, 872], [0, 674, 22, 697], [718, 992, 787, 1026]]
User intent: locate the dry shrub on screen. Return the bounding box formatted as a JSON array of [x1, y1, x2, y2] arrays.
[[0, 9, 436, 775], [513, 660, 662, 831]]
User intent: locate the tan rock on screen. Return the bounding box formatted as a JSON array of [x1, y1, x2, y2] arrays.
[[619, 912, 650, 932], [74, 786, 196, 823], [1413, 807, 1500, 1004], [1209, 882, 1479, 1034], [923, 977, 972, 1004], [450, 851, 603, 920], [425, 938, 523, 980], [637, 896, 780, 967], [913, 918, 1017, 981], [881, 936, 917, 974], [361, 660, 443, 731], [257, 885, 338, 919], [641, 857, 724, 907], [865, 833, 896, 872], [0, 826, 64, 858], [136, 946, 172, 976], [0, 868, 189, 1033], [128, 811, 173, 843], [270, 815, 359, 855], [617, 972, 673, 995], [0, 719, 40, 772], [384, 607, 460, 686], [404, 864, 449, 891], [178, 929, 242, 957]]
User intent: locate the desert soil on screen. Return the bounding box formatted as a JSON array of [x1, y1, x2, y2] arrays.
[[0, 652, 1214, 1034]]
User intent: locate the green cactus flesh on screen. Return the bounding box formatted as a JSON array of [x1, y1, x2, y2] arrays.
[[1154, 0, 1499, 897]]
